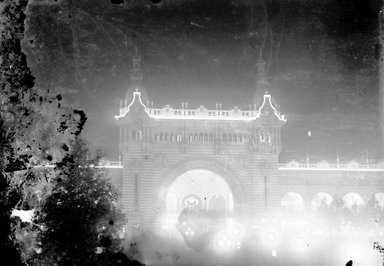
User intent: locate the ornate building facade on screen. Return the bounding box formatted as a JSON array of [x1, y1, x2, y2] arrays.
[[105, 53, 384, 231]]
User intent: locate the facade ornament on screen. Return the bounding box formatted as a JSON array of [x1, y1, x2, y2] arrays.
[[153, 152, 169, 168], [128, 159, 142, 169], [346, 160, 359, 169], [236, 154, 251, 168], [317, 160, 330, 168]]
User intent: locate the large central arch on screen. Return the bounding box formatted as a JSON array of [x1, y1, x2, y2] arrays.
[[157, 160, 245, 211], [165, 169, 234, 213], [155, 160, 245, 236]]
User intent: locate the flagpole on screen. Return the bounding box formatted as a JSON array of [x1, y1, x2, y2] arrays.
[[306, 130, 311, 165], [336, 131, 340, 166]]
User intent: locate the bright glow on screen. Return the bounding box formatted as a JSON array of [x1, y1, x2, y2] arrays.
[[228, 192, 234, 212], [266, 231, 277, 242], [214, 232, 233, 252], [257, 94, 286, 121], [271, 249, 277, 257], [312, 227, 324, 236], [212, 220, 244, 253], [278, 163, 384, 171], [165, 169, 232, 213], [35, 247, 42, 254], [222, 220, 244, 240], [157, 213, 178, 231], [94, 247, 104, 254], [152, 210, 384, 264], [115, 91, 147, 119], [185, 227, 195, 237], [182, 195, 202, 210], [262, 229, 280, 247], [294, 236, 307, 248], [11, 209, 35, 223], [115, 91, 286, 122], [281, 192, 305, 212], [166, 193, 177, 212], [208, 194, 226, 211], [231, 226, 242, 238], [335, 237, 382, 266]]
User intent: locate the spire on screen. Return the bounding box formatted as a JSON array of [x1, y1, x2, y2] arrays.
[[124, 45, 148, 105], [253, 55, 270, 105], [256, 55, 270, 89], [256, 56, 266, 83], [130, 46, 143, 89]]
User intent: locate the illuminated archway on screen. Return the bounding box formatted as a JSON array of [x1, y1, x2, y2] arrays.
[[374, 193, 384, 209], [166, 193, 177, 212], [342, 192, 365, 209], [208, 194, 226, 211], [311, 192, 333, 211], [165, 169, 233, 213], [281, 192, 305, 212]]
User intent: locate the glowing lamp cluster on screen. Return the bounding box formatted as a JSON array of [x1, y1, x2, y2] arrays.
[[213, 220, 244, 253], [184, 227, 195, 237]]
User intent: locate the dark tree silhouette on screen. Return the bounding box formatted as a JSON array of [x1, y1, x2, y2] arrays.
[[0, 1, 37, 265], [29, 138, 126, 266]]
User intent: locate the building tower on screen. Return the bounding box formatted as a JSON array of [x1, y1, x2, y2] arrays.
[[251, 55, 284, 212], [116, 48, 151, 230], [115, 51, 286, 231]]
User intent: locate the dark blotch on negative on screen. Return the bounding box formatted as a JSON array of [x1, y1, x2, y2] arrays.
[[62, 143, 69, 151]]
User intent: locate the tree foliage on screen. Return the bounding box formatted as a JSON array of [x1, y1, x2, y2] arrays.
[[0, 0, 41, 265], [28, 138, 126, 266], [0, 1, 128, 265]]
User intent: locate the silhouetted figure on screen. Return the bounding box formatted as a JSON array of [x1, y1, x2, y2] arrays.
[[346, 260, 353, 266]]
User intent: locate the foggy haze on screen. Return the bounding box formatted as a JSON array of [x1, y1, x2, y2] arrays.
[[24, 0, 382, 164], [2, 0, 381, 265]]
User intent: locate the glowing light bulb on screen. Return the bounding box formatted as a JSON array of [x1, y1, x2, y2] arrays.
[[295, 237, 306, 247], [267, 232, 276, 242]]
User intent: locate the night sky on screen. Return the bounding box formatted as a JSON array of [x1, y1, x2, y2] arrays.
[[24, 0, 382, 162]]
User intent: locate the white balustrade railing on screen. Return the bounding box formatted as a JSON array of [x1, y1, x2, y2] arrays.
[[116, 92, 286, 121], [278, 162, 384, 171], [97, 160, 123, 168], [146, 107, 258, 119], [98, 160, 384, 171]]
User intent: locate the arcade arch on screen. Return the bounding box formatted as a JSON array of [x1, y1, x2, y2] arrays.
[[374, 193, 384, 209], [281, 192, 305, 212], [311, 192, 333, 211], [342, 192, 365, 209]]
